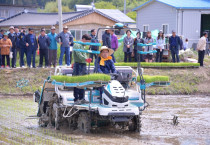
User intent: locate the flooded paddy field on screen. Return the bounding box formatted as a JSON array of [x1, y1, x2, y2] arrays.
[[0, 95, 209, 145]]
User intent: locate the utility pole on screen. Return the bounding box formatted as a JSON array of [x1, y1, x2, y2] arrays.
[[58, 0, 63, 33], [124, 0, 126, 14]]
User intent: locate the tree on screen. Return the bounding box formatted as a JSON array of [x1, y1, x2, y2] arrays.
[[126, 11, 136, 21], [38, 1, 71, 13], [95, 1, 116, 9]]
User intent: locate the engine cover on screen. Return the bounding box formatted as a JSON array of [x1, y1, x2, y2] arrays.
[[102, 80, 129, 108]]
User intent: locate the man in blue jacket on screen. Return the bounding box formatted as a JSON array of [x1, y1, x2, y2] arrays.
[[26, 28, 38, 68], [169, 30, 181, 62], [56, 26, 73, 66], [47, 26, 57, 68], [38, 28, 50, 68], [95, 46, 117, 104], [95, 46, 116, 74], [19, 27, 27, 67]]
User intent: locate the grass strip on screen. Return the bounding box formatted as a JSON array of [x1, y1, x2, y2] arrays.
[[51, 73, 111, 83], [138, 75, 170, 83], [89, 62, 200, 67]]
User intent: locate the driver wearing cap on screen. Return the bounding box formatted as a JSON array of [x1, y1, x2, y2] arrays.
[[95, 46, 116, 74]]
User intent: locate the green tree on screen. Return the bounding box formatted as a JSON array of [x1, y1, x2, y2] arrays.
[[95, 1, 116, 9], [126, 11, 136, 20], [38, 1, 70, 13]]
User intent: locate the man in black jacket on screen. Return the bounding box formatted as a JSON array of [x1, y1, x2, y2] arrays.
[[25, 28, 38, 68], [38, 28, 50, 68], [89, 29, 99, 62], [102, 26, 111, 48], [8, 26, 17, 68], [19, 27, 27, 67]]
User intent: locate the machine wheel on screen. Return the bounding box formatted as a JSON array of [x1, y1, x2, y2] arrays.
[[77, 112, 91, 133], [128, 115, 141, 132]]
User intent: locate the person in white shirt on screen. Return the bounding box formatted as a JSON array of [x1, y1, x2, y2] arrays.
[[197, 32, 208, 66], [183, 38, 189, 51], [156, 30, 165, 62]]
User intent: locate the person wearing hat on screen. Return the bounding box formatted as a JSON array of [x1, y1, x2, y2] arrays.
[[169, 30, 181, 62], [25, 28, 38, 68], [0, 32, 12, 68], [73, 34, 92, 104], [18, 27, 27, 67], [156, 30, 165, 62], [95, 46, 116, 74], [8, 26, 18, 68], [56, 25, 73, 66], [38, 28, 50, 68], [95, 46, 117, 104], [102, 26, 111, 49], [47, 26, 58, 68]]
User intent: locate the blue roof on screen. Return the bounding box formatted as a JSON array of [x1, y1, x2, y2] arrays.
[[133, 0, 210, 11]]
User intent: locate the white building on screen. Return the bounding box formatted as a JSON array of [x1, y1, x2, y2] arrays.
[[133, 0, 210, 48]]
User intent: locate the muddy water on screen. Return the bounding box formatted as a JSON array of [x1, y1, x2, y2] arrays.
[[0, 95, 210, 145]]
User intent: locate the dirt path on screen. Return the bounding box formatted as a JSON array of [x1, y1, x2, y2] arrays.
[[0, 95, 210, 145]]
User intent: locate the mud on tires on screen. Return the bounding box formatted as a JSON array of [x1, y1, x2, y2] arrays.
[[128, 115, 141, 132], [77, 112, 91, 133]]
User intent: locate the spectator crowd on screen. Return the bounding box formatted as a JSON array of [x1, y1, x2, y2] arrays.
[[0, 25, 208, 69]]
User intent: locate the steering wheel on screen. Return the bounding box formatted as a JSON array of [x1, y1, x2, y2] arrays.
[[109, 73, 119, 80]]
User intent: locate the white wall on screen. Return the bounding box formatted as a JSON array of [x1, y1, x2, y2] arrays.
[[136, 1, 177, 34], [179, 10, 210, 47], [183, 10, 201, 46]]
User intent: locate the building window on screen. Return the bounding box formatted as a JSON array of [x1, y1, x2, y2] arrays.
[[82, 30, 88, 36], [72, 30, 91, 40], [75, 30, 81, 40], [163, 24, 169, 34], [143, 25, 149, 32], [0, 9, 9, 18], [70, 30, 75, 38]]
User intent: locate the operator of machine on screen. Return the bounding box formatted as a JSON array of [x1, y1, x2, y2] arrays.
[[94, 46, 117, 103], [95, 46, 117, 74]]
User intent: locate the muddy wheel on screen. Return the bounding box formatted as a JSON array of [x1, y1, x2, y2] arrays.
[[77, 112, 91, 133], [128, 115, 141, 132]]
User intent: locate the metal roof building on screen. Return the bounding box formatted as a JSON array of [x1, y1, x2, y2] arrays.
[[0, 8, 134, 40], [0, 9, 134, 27], [133, 0, 210, 48]]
